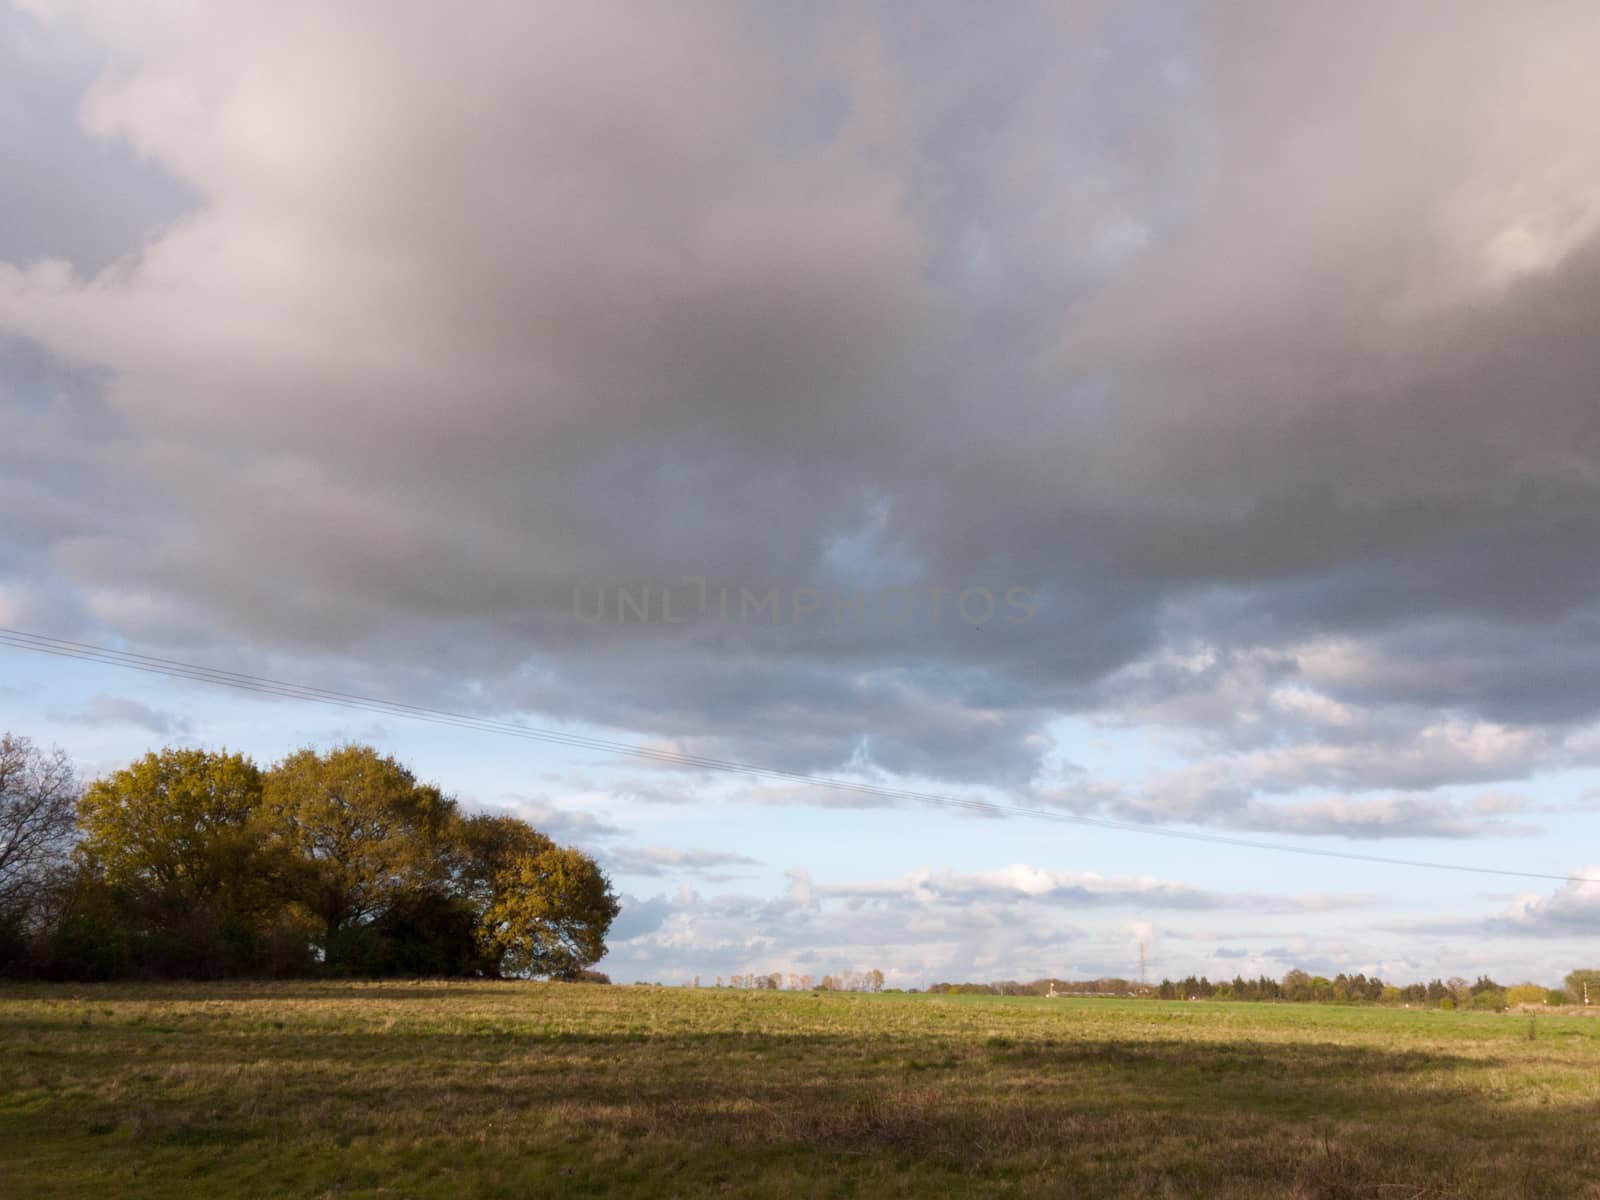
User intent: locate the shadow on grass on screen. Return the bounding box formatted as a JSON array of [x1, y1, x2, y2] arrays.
[[5, 1012, 1598, 1198], [0, 1020, 1516, 1121], [0, 981, 511, 1003]]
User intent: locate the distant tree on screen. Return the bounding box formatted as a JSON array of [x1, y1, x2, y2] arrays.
[[1446, 976, 1472, 1005], [0, 735, 78, 957], [1505, 983, 1547, 1007], [870, 968, 884, 993], [1564, 969, 1600, 1005]]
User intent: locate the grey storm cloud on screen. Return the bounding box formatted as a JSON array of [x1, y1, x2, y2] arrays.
[[4, 1, 1600, 824], [0, 13, 196, 274]]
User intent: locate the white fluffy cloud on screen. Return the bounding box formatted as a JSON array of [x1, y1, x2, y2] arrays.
[[1495, 868, 1600, 937], [597, 860, 1383, 985], [593, 857, 1600, 986]]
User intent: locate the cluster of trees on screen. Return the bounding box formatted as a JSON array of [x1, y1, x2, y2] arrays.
[[921, 969, 1599, 1009], [1566, 968, 1600, 1005], [1156, 971, 1391, 1003], [1153, 971, 1583, 1010], [927, 978, 1140, 996], [0, 735, 618, 981], [705, 969, 886, 992]]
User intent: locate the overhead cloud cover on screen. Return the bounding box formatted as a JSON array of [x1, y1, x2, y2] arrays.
[[3, 0, 1599, 984]]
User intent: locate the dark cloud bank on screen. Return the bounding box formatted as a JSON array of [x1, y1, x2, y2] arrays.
[[5, 1, 1600, 838]]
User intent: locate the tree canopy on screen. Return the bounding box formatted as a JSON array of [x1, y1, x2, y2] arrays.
[[262, 745, 458, 950], [1566, 968, 1600, 1003], [79, 748, 266, 901], [1, 737, 617, 982]]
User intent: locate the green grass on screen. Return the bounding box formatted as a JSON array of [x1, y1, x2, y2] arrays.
[[4, 982, 1600, 1197]]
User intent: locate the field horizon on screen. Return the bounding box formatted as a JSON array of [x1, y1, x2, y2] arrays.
[[5, 979, 1600, 1197]]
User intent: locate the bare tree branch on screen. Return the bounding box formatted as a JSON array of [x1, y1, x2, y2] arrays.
[[0, 734, 79, 912]]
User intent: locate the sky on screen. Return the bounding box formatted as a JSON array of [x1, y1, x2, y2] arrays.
[[2, 0, 1599, 989]]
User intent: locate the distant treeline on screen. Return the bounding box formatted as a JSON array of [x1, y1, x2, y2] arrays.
[[692, 968, 1600, 1008], [927, 978, 1143, 997], [704, 970, 887, 991], [0, 735, 618, 982], [926, 969, 1600, 1010]]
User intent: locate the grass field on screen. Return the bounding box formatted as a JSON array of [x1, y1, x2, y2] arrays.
[[4, 982, 1600, 1198]]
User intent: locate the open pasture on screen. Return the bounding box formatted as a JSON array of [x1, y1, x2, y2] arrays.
[[3, 982, 1599, 1197]]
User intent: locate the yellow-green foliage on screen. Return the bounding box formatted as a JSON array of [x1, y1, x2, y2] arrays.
[[78, 748, 264, 897], [1506, 983, 1548, 1006], [54, 744, 618, 980], [486, 842, 618, 977], [262, 745, 457, 931], [462, 814, 619, 978]]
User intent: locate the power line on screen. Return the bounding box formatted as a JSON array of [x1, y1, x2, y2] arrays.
[[2, 624, 1596, 887]]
